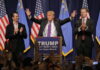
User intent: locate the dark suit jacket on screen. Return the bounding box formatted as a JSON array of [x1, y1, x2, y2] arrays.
[[74, 19, 94, 57], [74, 19, 94, 42], [5, 23, 27, 54], [30, 17, 71, 46], [74, 19, 94, 36]]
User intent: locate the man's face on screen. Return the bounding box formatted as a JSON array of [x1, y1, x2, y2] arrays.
[[80, 9, 88, 18], [47, 12, 55, 21], [12, 13, 19, 22]]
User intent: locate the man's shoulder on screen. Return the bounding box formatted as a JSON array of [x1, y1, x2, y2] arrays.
[[18, 23, 25, 27], [42, 18, 48, 21], [54, 18, 60, 22], [87, 19, 93, 22], [6, 23, 13, 27]]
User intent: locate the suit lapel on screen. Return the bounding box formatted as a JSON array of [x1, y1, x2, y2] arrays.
[[79, 19, 82, 26], [44, 20, 48, 28], [18, 23, 21, 30], [41, 20, 48, 32], [11, 23, 14, 32], [54, 20, 58, 27], [86, 19, 89, 26], [54, 19, 59, 35], [79, 19, 89, 26]]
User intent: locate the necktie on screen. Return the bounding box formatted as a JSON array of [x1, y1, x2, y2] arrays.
[[47, 21, 51, 37], [82, 18, 86, 40], [82, 18, 85, 25]]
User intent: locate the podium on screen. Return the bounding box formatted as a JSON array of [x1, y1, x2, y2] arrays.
[[34, 37, 62, 64]]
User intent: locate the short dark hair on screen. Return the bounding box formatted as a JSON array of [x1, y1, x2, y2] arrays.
[[80, 8, 89, 12], [11, 12, 18, 17]]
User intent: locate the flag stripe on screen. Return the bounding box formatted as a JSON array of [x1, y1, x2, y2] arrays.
[[31, 29, 37, 37], [0, 24, 5, 35], [0, 42, 4, 50], [0, 19, 6, 29], [1, 18, 7, 27], [0, 37, 5, 47], [0, 37, 4, 49], [4, 15, 10, 24], [0, 31, 5, 42], [0, 21, 6, 33], [2, 18, 8, 27], [32, 25, 38, 37], [33, 23, 40, 33]]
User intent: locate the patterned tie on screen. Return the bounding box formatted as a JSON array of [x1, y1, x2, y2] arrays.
[[47, 21, 51, 37]]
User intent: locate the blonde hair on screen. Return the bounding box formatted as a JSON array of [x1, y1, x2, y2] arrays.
[[47, 11, 55, 16]]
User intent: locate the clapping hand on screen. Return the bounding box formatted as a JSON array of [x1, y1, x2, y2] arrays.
[[20, 27, 23, 33], [81, 23, 87, 31], [14, 28, 19, 34]]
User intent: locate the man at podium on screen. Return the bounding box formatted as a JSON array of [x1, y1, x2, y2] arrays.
[[26, 9, 76, 46]]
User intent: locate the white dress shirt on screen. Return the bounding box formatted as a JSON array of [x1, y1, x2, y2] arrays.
[[82, 18, 87, 24], [13, 22, 18, 30], [78, 18, 88, 31], [43, 20, 57, 37]]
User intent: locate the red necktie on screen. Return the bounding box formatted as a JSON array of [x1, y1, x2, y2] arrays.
[[82, 18, 86, 40]]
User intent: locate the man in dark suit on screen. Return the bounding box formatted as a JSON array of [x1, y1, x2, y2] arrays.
[[6, 12, 27, 66], [74, 8, 94, 58], [26, 9, 76, 46]]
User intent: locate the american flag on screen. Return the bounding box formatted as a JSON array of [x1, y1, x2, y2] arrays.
[[30, 0, 44, 43], [80, 0, 90, 19], [82, 0, 88, 9], [0, 0, 9, 50]]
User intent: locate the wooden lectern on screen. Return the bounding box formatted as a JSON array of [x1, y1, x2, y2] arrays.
[[34, 37, 62, 64]]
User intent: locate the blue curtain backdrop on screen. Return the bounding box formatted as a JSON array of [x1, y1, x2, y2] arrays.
[[4, 0, 100, 59]]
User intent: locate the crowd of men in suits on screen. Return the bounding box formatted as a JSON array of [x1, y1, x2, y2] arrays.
[[24, 8, 93, 58]]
